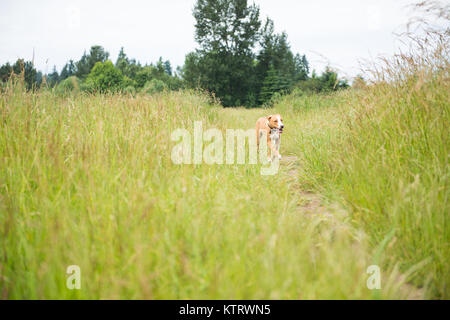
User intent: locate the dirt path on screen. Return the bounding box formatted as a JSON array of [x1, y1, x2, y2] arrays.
[[280, 155, 331, 217], [279, 154, 424, 299]]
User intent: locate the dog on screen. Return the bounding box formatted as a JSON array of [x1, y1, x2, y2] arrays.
[[255, 114, 284, 161]]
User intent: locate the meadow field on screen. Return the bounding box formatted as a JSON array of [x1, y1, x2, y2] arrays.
[[1, 4, 449, 298], [0, 61, 448, 299]]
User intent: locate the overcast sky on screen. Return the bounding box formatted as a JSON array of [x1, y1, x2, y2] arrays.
[[0, 0, 421, 78]]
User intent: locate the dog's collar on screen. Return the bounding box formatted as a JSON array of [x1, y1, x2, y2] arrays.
[[266, 119, 276, 130]]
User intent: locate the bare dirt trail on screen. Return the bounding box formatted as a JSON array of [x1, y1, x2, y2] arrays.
[[280, 155, 330, 217]]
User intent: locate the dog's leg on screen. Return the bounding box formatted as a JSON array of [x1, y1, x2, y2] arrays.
[[256, 128, 260, 150], [266, 135, 272, 162], [276, 138, 281, 160], [267, 135, 279, 161]]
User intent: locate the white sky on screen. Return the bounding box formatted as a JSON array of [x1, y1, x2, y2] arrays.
[[0, 0, 421, 78]]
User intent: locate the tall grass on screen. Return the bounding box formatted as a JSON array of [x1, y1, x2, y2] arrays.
[[274, 1, 449, 298], [1, 1, 447, 300], [1, 81, 418, 299]]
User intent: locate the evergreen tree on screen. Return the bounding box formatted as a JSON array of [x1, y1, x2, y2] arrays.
[[76, 45, 109, 79], [124, 59, 141, 80], [260, 65, 282, 103], [47, 66, 59, 87], [255, 18, 307, 104], [115, 48, 141, 80], [35, 71, 43, 88], [156, 57, 166, 75], [60, 60, 76, 80], [163, 60, 172, 76], [294, 54, 309, 81], [75, 52, 90, 79], [0, 62, 12, 82], [319, 67, 349, 91], [115, 47, 129, 74], [11, 59, 38, 89]]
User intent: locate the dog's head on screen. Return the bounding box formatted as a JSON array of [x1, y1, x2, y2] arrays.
[[267, 114, 284, 133]]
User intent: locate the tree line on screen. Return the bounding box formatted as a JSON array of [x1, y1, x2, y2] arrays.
[[0, 45, 183, 95], [0, 0, 349, 107]]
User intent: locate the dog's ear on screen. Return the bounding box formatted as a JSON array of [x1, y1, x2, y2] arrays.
[[267, 115, 272, 120]]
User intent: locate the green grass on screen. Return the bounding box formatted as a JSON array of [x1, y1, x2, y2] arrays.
[[1, 76, 446, 298], [1, 0, 448, 300], [273, 72, 449, 298], [1, 19, 448, 297]]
